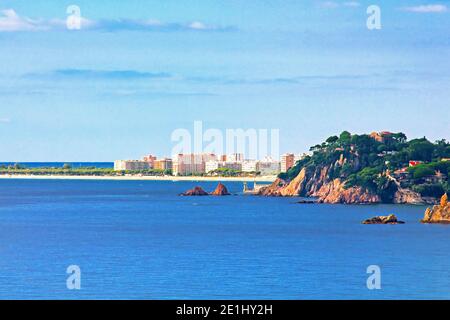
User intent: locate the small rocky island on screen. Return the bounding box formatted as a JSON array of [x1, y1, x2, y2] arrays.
[[180, 183, 231, 196], [421, 194, 450, 224], [362, 214, 405, 225], [211, 183, 231, 196], [180, 186, 209, 196]]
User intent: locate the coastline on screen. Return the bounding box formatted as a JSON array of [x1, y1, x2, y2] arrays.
[[0, 174, 277, 183]]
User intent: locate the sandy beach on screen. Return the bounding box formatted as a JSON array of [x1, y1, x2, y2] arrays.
[[0, 174, 277, 183]]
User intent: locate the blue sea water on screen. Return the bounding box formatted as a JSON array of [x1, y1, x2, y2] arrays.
[[0, 179, 449, 300]]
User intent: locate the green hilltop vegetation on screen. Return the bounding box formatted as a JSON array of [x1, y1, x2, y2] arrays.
[[279, 131, 450, 200]]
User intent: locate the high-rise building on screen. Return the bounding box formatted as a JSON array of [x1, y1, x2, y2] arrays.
[[142, 154, 157, 168], [172, 153, 217, 176], [281, 153, 295, 173], [154, 158, 173, 171]]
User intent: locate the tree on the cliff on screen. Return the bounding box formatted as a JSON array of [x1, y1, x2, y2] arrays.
[[326, 136, 339, 144], [339, 131, 352, 145], [407, 138, 435, 162], [433, 139, 450, 159], [410, 165, 435, 180]]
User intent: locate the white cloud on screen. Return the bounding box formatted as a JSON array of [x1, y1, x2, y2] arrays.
[[0, 9, 45, 31], [0, 8, 233, 32], [343, 1, 361, 7], [402, 4, 448, 13], [318, 1, 360, 9], [188, 21, 208, 30], [319, 1, 340, 9]]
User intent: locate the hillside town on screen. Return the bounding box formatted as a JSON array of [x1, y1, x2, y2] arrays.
[[114, 153, 308, 176]]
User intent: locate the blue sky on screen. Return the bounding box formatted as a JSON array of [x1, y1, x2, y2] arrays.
[[0, 0, 449, 161]]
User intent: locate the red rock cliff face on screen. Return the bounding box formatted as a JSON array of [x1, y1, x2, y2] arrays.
[[258, 165, 380, 204], [259, 169, 308, 197], [313, 179, 380, 204]]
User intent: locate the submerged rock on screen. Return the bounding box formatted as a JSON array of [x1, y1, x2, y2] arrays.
[[180, 186, 209, 196], [211, 183, 231, 196], [421, 194, 450, 224], [362, 214, 405, 225], [297, 200, 317, 204]]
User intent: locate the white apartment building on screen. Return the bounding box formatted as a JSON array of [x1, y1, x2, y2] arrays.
[[242, 160, 258, 173], [114, 160, 150, 171], [205, 161, 242, 173], [172, 153, 217, 176], [242, 159, 281, 175], [257, 159, 281, 176]]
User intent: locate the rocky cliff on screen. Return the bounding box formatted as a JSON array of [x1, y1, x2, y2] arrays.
[[314, 179, 380, 204], [258, 165, 380, 204], [422, 194, 450, 224]]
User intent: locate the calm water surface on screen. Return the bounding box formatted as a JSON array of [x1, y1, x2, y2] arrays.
[[0, 179, 449, 299]]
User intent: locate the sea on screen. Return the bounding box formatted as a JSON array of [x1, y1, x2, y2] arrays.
[[0, 178, 449, 300]]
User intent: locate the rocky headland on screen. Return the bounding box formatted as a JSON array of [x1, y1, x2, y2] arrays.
[[258, 131, 448, 204], [421, 194, 450, 224]]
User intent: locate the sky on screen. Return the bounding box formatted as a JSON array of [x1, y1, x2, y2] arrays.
[[0, 0, 449, 161]]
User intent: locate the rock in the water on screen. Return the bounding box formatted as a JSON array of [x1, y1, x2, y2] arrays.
[[180, 186, 209, 196], [362, 214, 405, 225], [211, 183, 231, 196], [421, 194, 450, 224], [297, 199, 317, 204]]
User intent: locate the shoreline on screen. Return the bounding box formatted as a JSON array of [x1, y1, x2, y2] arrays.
[[0, 174, 277, 183]]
